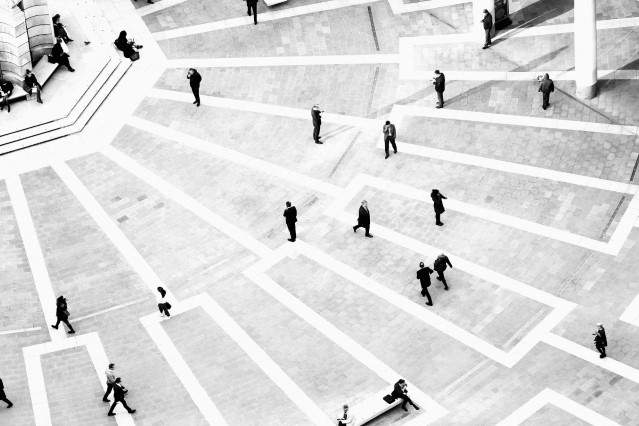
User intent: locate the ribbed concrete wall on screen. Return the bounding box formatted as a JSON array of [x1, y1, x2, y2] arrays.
[[23, 0, 54, 62], [0, 3, 31, 84]]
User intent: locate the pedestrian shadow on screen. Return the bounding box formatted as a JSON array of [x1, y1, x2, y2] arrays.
[[507, 0, 572, 28], [512, 45, 571, 72]]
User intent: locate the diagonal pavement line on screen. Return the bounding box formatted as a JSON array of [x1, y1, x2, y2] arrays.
[[541, 333, 639, 385], [386, 0, 468, 14], [6, 175, 65, 342], [398, 69, 639, 81], [100, 145, 273, 259], [496, 388, 622, 426], [72, 298, 147, 322], [165, 54, 401, 68], [126, 114, 343, 196], [243, 243, 449, 422], [137, 0, 191, 17], [0, 327, 41, 336]]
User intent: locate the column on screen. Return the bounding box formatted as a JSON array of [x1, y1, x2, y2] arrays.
[[474, 0, 495, 40], [575, 0, 598, 99]]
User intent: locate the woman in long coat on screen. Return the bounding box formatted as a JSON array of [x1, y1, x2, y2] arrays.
[[431, 189, 447, 226]]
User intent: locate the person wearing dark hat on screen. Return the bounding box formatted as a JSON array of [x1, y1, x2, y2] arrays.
[[593, 323, 607, 358], [311, 104, 323, 144], [433, 70, 445, 109], [107, 378, 136, 416], [51, 296, 75, 334], [383, 120, 397, 159], [187, 68, 201, 107], [481, 9, 493, 49], [433, 254, 452, 290], [431, 189, 447, 226], [538, 73, 555, 110], [283, 201, 297, 242], [416, 262, 434, 306], [0, 377, 13, 408], [353, 200, 372, 238]]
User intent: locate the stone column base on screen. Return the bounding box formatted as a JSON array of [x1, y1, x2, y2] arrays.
[[576, 83, 598, 100]]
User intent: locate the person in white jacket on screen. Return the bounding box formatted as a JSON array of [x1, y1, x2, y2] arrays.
[[156, 287, 171, 318]]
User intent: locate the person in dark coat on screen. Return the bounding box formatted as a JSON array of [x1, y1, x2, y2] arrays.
[[431, 189, 447, 226], [383, 120, 397, 159], [187, 68, 201, 107], [416, 262, 434, 306], [23, 69, 43, 104], [246, 0, 258, 25], [107, 378, 136, 416], [51, 295, 75, 334], [0, 79, 13, 113], [433, 70, 445, 108], [115, 31, 142, 60], [391, 379, 419, 412], [283, 201, 297, 242], [52, 14, 73, 43], [51, 37, 75, 72], [433, 254, 452, 290], [353, 200, 373, 238], [481, 9, 493, 49], [311, 104, 323, 144], [0, 378, 13, 408], [538, 73, 555, 110], [593, 323, 607, 358]]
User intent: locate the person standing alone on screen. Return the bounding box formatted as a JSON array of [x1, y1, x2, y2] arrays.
[[187, 68, 201, 107], [246, 0, 258, 25], [481, 9, 493, 49], [538, 73, 554, 110], [383, 120, 397, 159], [416, 262, 434, 306], [431, 189, 447, 226], [433, 70, 445, 109], [311, 104, 323, 144], [593, 323, 607, 358], [283, 201, 297, 242]]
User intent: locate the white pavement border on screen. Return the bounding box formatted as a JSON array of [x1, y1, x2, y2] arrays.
[[23, 332, 135, 426], [0, 327, 42, 336], [244, 242, 449, 424], [165, 54, 401, 68], [496, 388, 621, 426]]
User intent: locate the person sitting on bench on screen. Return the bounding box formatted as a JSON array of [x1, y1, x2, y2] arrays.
[[336, 404, 353, 425], [0, 79, 13, 113], [51, 37, 75, 72], [23, 69, 43, 104], [115, 31, 143, 59], [52, 14, 73, 43], [392, 379, 419, 412]]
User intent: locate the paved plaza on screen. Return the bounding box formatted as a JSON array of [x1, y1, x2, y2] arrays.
[[1, 0, 639, 424]]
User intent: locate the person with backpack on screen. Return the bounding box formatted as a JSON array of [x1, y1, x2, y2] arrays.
[[156, 287, 171, 318], [433, 254, 452, 290]]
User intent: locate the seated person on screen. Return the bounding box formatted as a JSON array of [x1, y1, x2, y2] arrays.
[[51, 37, 75, 72], [336, 404, 353, 426], [392, 379, 419, 412], [115, 31, 143, 59], [0, 79, 13, 113], [52, 14, 73, 43], [23, 69, 43, 104]]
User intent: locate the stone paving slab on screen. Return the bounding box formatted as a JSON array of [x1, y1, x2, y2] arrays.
[[508, 0, 639, 27], [162, 306, 310, 425], [520, 405, 590, 426]]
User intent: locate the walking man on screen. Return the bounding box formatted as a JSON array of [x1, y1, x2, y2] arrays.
[[187, 68, 201, 107], [383, 120, 397, 159], [51, 295, 75, 334], [283, 201, 297, 242], [481, 9, 493, 49], [433, 70, 445, 109], [353, 200, 373, 238], [593, 323, 607, 358], [431, 189, 447, 226], [312, 104, 323, 144], [433, 253, 452, 290], [416, 262, 434, 306], [538, 73, 555, 110], [0, 377, 13, 408], [107, 378, 136, 416], [103, 363, 116, 402], [246, 0, 258, 25]]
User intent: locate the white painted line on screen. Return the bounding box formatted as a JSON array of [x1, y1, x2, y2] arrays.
[[72, 298, 147, 322], [398, 69, 638, 81], [6, 175, 64, 342], [23, 332, 135, 425], [542, 333, 639, 384], [243, 243, 448, 423], [497, 388, 621, 426], [387, 0, 468, 14], [138, 0, 190, 17], [100, 146, 273, 259], [620, 292, 639, 326], [0, 327, 42, 336], [165, 54, 401, 69]]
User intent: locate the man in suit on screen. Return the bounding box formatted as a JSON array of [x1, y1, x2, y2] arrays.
[[353, 200, 373, 238], [51, 37, 75, 72], [247, 0, 258, 25], [593, 323, 607, 358], [107, 378, 136, 416], [416, 262, 434, 306], [283, 201, 297, 242], [481, 9, 493, 49], [383, 120, 397, 159], [187, 68, 202, 107], [433, 70, 445, 109], [433, 253, 452, 290], [311, 104, 323, 144], [538, 73, 555, 110], [391, 379, 419, 412], [0, 377, 13, 408]]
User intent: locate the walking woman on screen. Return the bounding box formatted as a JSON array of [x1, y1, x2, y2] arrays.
[[51, 296, 75, 334], [156, 287, 171, 318]]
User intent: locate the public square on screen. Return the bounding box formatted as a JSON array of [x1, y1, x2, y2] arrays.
[[1, 0, 639, 424]]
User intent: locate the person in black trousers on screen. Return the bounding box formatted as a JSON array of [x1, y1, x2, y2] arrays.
[[433, 70, 445, 108], [433, 254, 452, 290], [353, 200, 372, 238], [383, 120, 397, 159], [593, 323, 607, 358], [107, 378, 136, 416], [311, 104, 323, 144], [538, 73, 554, 110], [0, 378, 13, 408], [23, 69, 43, 104], [103, 363, 116, 402], [391, 379, 419, 412], [51, 296, 75, 334], [431, 189, 447, 226], [187, 68, 201, 107], [51, 37, 75, 72], [246, 0, 258, 25], [416, 262, 434, 306], [283, 201, 297, 242], [481, 9, 493, 49]]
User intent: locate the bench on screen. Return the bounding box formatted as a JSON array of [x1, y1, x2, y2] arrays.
[[8, 56, 60, 103], [263, 0, 287, 6], [345, 388, 402, 426]]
